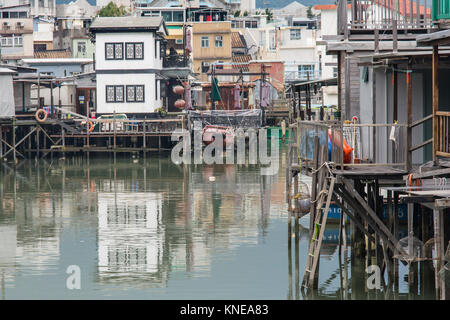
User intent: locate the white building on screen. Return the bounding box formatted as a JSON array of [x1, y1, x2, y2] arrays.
[[314, 4, 351, 106], [89, 16, 167, 115]]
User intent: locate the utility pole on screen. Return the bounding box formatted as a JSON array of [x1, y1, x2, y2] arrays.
[[211, 64, 215, 110], [260, 64, 265, 109]]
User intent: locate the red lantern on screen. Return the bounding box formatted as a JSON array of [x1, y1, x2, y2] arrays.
[[174, 99, 186, 109], [173, 85, 185, 95]]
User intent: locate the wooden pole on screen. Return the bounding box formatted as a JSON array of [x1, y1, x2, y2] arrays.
[[406, 63, 413, 171], [432, 45, 439, 163], [113, 110, 117, 150], [12, 117, 16, 164], [433, 209, 444, 299], [309, 136, 320, 239], [36, 126, 40, 159], [393, 66, 398, 162], [143, 117, 146, 153]]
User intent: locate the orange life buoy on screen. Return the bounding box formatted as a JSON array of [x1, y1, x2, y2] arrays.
[[88, 121, 94, 132], [408, 173, 421, 187], [35, 109, 48, 123]]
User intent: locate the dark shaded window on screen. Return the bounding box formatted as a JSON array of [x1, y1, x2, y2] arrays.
[[125, 42, 144, 60], [106, 85, 125, 103], [105, 43, 123, 60]]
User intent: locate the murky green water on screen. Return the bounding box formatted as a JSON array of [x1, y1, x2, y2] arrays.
[[0, 146, 427, 299]]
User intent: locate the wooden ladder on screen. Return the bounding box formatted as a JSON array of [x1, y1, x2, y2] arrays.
[[302, 176, 336, 292]]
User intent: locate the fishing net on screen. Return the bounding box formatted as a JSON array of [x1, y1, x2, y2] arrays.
[[188, 109, 263, 129], [293, 181, 311, 214]]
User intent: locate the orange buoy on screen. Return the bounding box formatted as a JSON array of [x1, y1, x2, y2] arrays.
[[173, 85, 185, 95], [88, 121, 94, 132], [328, 129, 353, 164], [35, 108, 48, 123], [174, 99, 186, 109]]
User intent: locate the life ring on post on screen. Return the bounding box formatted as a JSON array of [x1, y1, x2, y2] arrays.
[[88, 121, 94, 133], [35, 108, 48, 123]]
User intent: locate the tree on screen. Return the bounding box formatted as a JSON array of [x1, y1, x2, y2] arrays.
[[265, 8, 273, 23], [243, 10, 248, 17], [233, 10, 241, 17], [307, 6, 315, 19], [98, 2, 128, 17]]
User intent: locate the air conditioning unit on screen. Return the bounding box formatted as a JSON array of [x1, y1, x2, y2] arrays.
[[17, 21, 24, 28], [3, 22, 10, 29]]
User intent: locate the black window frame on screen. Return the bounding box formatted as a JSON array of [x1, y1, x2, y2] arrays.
[[125, 85, 145, 103], [105, 42, 124, 60], [125, 42, 144, 60], [106, 85, 125, 103]]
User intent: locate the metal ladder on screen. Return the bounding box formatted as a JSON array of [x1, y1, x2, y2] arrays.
[[302, 176, 336, 292]]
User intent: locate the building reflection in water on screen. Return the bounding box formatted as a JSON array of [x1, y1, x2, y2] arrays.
[[97, 192, 167, 285]]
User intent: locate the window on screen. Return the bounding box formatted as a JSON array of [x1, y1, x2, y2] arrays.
[[78, 41, 86, 54], [173, 11, 184, 22], [232, 20, 243, 28], [126, 85, 145, 103], [14, 36, 23, 47], [34, 43, 47, 51], [125, 42, 144, 60], [244, 21, 257, 28], [201, 36, 209, 48], [161, 11, 172, 22], [215, 35, 222, 48], [201, 61, 210, 73], [269, 31, 276, 50], [155, 79, 158, 100], [155, 40, 159, 59], [1, 37, 13, 47], [298, 65, 315, 79], [105, 42, 123, 60], [290, 29, 301, 40], [259, 31, 265, 46], [106, 85, 125, 103]]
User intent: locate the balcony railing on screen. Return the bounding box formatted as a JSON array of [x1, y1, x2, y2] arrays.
[[285, 70, 321, 82], [436, 111, 450, 157], [433, 0, 450, 20], [338, 0, 433, 34], [296, 120, 408, 169]]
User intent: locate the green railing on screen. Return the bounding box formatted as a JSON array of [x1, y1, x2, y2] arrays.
[[433, 0, 450, 20]]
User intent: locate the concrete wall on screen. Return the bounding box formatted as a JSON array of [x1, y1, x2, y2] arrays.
[[25, 62, 84, 77], [72, 38, 95, 58], [192, 21, 232, 81], [95, 30, 163, 114], [0, 73, 15, 117], [96, 73, 162, 114], [95, 32, 162, 70]]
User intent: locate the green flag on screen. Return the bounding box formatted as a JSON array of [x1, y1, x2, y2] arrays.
[[210, 77, 221, 102]]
